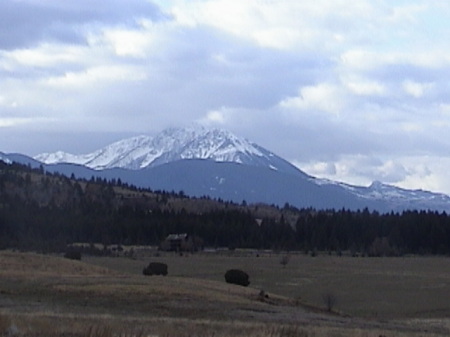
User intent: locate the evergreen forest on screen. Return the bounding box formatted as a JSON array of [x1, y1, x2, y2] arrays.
[[1, 160, 450, 255]]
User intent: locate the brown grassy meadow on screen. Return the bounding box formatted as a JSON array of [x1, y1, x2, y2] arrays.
[[86, 250, 450, 318], [1, 250, 450, 336]]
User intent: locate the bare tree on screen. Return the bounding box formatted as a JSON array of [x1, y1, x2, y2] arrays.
[[322, 292, 337, 312], [279, 254, 291, 268]]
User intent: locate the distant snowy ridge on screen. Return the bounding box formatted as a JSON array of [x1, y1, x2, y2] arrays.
[[316, 178, 450, 208], [35, 127, 303, 175]]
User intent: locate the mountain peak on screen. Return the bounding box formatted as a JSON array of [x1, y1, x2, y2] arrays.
[[34, 126, 303, 175], [369, 180, 385, 190]]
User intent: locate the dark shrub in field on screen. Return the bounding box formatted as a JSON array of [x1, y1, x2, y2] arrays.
[[143, 262, 168, 276], [224, 269, 250, 286], [64, 250, 81, 260]]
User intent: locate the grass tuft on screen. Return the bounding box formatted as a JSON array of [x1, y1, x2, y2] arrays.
[[0, 313, 12, 334], [267, 326, 310, 337], [84, 325, 148, 337], [85, 325, 114, 337]]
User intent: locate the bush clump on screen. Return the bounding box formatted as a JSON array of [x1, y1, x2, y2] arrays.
[[143, 262, 168, 276], [64, 250, 82, 260], [224, 269, 250, 287]]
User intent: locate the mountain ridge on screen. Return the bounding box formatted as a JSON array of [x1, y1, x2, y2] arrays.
[[34, 127, 304, 176], [3, 126, 450, 213]]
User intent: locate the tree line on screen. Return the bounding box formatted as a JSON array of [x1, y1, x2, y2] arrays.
[[1, 160, 450, 255]]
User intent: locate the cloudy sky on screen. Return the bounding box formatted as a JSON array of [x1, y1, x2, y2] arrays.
[[2, 0, 450, 195]]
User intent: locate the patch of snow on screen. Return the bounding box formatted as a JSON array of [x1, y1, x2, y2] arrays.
[[33, 126, 286, 172], [216, 177, 225, 184], [0, 155, 12, 164]]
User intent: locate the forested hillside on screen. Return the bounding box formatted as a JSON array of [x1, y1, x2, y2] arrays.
[[1, 160, 450, 255], [0, 160, 295, 251]]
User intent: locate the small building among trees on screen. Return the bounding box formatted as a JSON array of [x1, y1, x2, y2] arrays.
[[160, 233, 200, 252]]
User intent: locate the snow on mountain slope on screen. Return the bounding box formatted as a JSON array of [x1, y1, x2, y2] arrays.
[[315, 178, 450, 210], [35, 135, 153, 170], [35, 127, 304, 175], [0, 152, 12, 164], [360, 181, 450, 208]]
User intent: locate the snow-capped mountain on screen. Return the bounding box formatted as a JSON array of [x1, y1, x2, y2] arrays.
[[35, 127, 305, 176], [316, 178, 450, 211], [360, 181, 450, 203], [4, 126, 450, 212]]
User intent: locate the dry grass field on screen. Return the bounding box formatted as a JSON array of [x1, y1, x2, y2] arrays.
[[1, 250, 450, 336], [86, 250, 450, 318]]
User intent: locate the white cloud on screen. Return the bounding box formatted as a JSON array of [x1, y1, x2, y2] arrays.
[[44, 65, 147, 88], [0, 118, 30, 127], [0, 95, 18, 108], [343, 76, 386, 96], [91, 22, 157, 58], [340, 49, 380, 71], [295, 154, 450, 195], [297, 161, 337, 176], [199, 109, 226, 125], [279, 83, 345, 114], [394, 157, 450, 194], [402, 80, 434, 98], [168, 0, 384, 51], [0, 116, 55, 128], [0, 43, 86, 69]]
